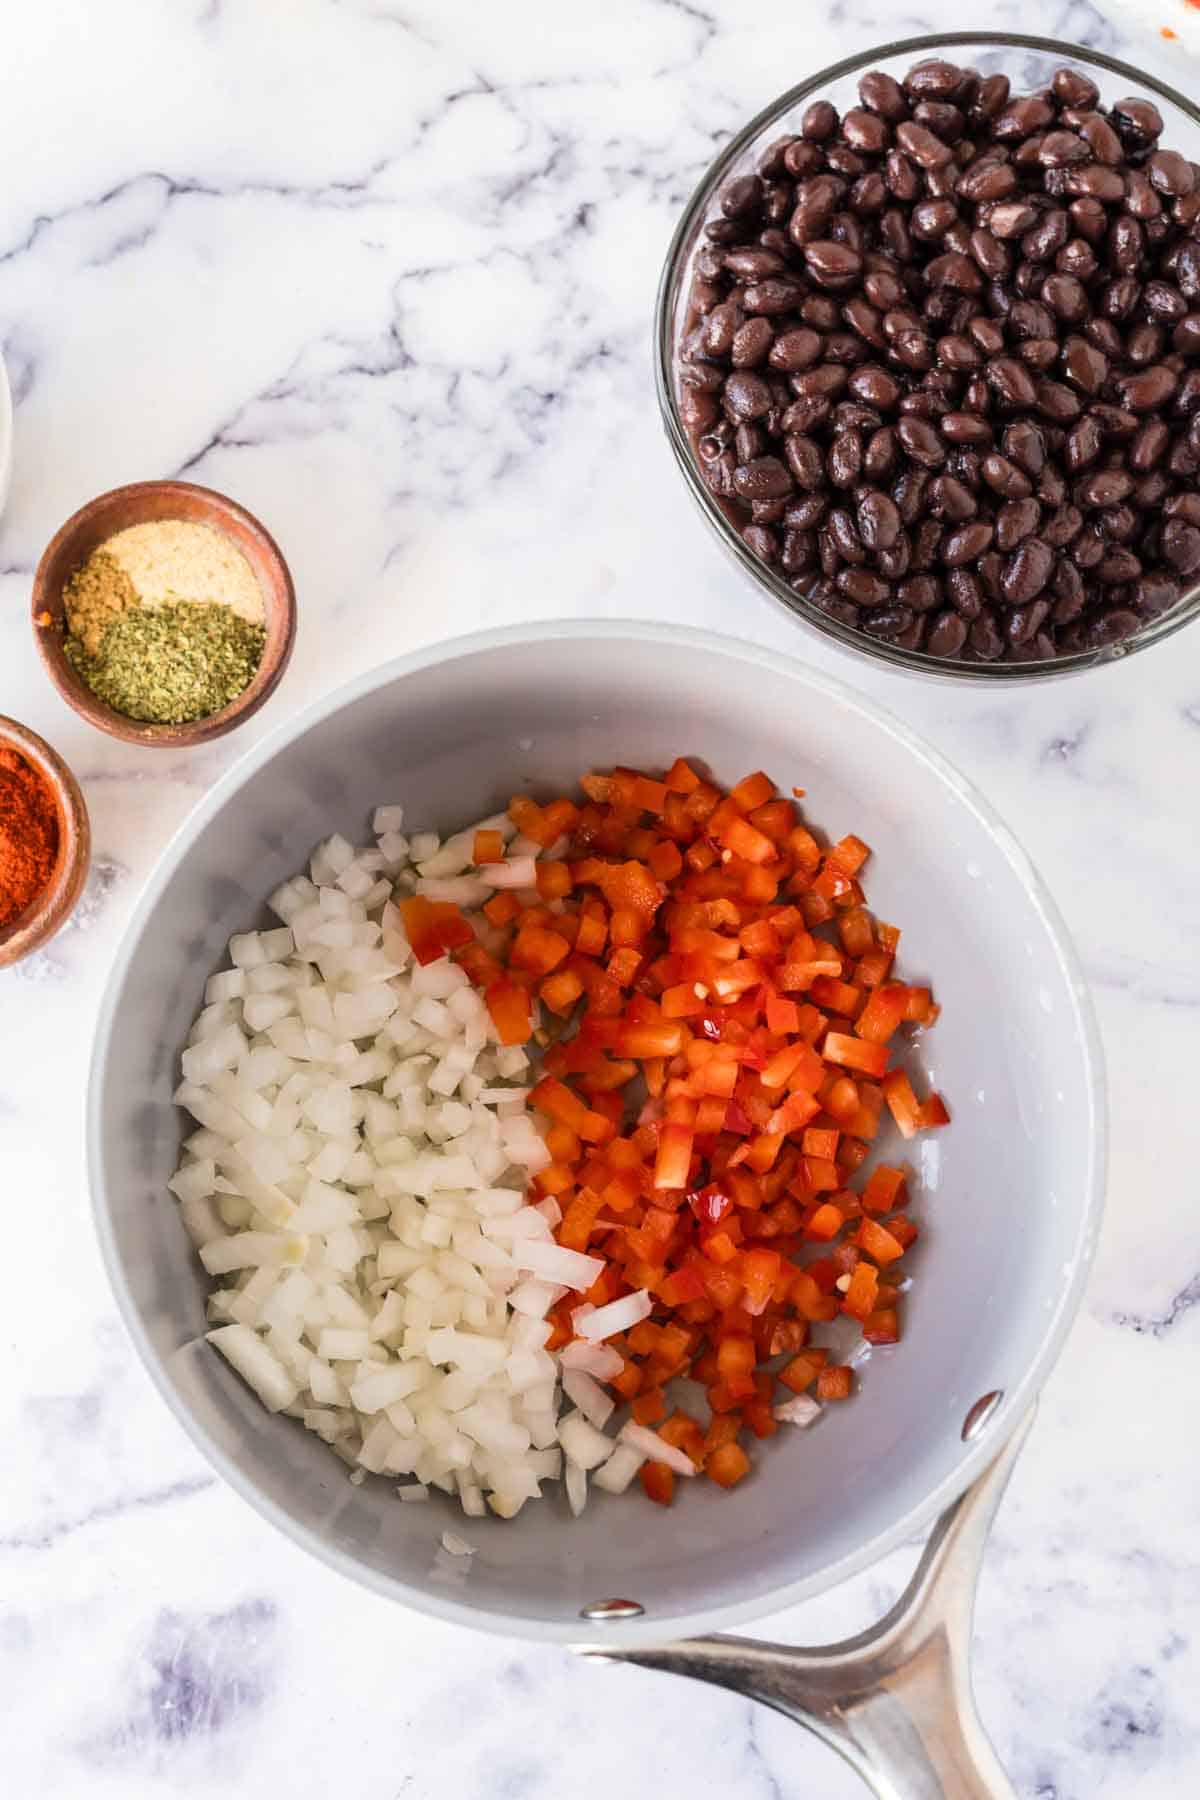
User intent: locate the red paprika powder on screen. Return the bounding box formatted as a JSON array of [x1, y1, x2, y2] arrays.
[[0, 746, 59, 932]]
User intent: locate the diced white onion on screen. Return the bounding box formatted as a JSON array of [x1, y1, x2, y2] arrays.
[[775, 1395, 822, 1427], [573, 1289, 653, 1342], [620, 1423, 698, 1477]]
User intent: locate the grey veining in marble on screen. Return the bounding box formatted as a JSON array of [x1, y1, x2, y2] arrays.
[[1, 2, 1197, 1796]]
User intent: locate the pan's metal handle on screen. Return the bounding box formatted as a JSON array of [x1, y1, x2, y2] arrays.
[[577, 1408, 1033, 1800]]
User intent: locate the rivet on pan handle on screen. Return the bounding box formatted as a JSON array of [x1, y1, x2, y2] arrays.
[[576, 1408, 1034, 1800]]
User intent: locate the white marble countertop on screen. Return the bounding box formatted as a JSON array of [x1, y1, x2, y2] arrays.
[[2, 3, 1197, 1795]]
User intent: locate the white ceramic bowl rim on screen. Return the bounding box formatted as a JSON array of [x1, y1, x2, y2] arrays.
[[88, 620, 1107, 1643]]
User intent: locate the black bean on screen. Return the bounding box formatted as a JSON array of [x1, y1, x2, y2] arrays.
[[983, 357, 1036, 408], [1053, 69, 1099, 110], [1078, 467, 1134, 507], [744, 279, 805, 315], [733, 456, 793, 501], [781, 527, 818, 572], [1085, 608, 1139, 646], [980, 453, 1032, 498], [804, 241, 863, 288], [1162, 518, 1200, 575], [1126, 422, 1168, 478], [860, 70, 908, 120], [769, 328, 824, 372], [877, 535, 913, 581], [848, 364, 902, 409], [1038, 463, 1067, 507], [897, 416, 945, 465], [781, 433, 823, 490], [943, 567, 981, 617], [996, 497, 1042, 549], [1125, 322, 1165, 367], [801, 101, 839, 142], [1118, 366, 1177, 412], [1175, 243, 1200, 301], [1098, 503, 1137, 542], [734, 422, 764, 463], [993, 96, 1054, 140], [1097, 547, 1142, 584], [861, 604, 914, 637], [730, 318, 775, 368], [1043, 503, 1083, 549], [723, 372, 773, 419], [784, 494, 828, 530], [1006, 597, 1051, 644], [1149, 150, 1195, 197], [839, 108, 886, 154], [1061, 337, 1108, 395], [1052, 558, 1086, 622], [828, 430, 863, 487], [895, 121, 954, 169], [720, 174, 761, 219], [1024, 209, 1071, 263], [742, 524, 779, 561], [898, 574, 942, 612], [929, 474, 978, 520], [998, 421, 1044, 476], [942, 520, 995, 565], [1002, 536, 1054, 602], [856, 488, 902, 549], [927, 608, 968, 655], [988, 201, 1039, 239], [863, 426, 898, 480], [838, 567, 891, 606], [969, 610, 1005, 658], [940, 411, 992, 446], [910, 518, 944, 569], [1065, 414, 1103, 471], [914, 100, 964, 141], [1133, 576, 1179, 616], [1143, 280, 1187, 324], [1071, 528, 1104, 570]]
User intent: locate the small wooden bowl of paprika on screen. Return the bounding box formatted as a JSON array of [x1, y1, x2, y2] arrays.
[[0, 717, 91, 968]]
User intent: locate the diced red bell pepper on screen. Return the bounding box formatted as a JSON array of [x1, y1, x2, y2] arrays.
[[855, 1218, 906, 1265], [655, 1122, 695, 1190], [707, 1442, 751, 1488], [841, 1261, 879, 1321], [632, 1386, 667, 1426], [882, 1069, 923, 1137], [640, 1462, 675, 1506], [738, 1247, 782, 1316], [399, 895, 476, 966], [817, 1364, 854, 1401], [484, 978, 532, 1045], [473, 828, 504, 864], [779, 1350, 827, 1393], [510, 924, 570, 976], [823, 1032, 890, 1079], [862, 1307, 900, 1345], [827, 834, 870, 875]]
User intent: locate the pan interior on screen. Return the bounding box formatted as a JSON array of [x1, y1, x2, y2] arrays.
[[92, 628, 1100, 1636]]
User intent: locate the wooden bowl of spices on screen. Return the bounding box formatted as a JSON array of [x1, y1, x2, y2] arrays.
[[32, 480, 295, 747], [0, 717, 90, 968]]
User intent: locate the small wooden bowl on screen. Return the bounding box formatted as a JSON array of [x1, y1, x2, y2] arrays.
[[0, 717, 91, 967], [32, 480, 296, 747]]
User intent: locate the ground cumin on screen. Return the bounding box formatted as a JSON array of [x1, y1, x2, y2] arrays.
[[0, 747, 59, 933]]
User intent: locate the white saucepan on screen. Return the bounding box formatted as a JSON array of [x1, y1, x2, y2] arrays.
[[89, 624, 1105, 1797]]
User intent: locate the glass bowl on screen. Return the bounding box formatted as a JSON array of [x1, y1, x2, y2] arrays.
[[655, 31, 1200, 682]]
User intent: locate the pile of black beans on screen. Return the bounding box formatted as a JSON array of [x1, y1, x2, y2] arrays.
[[679, 58, 1200, 662]]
